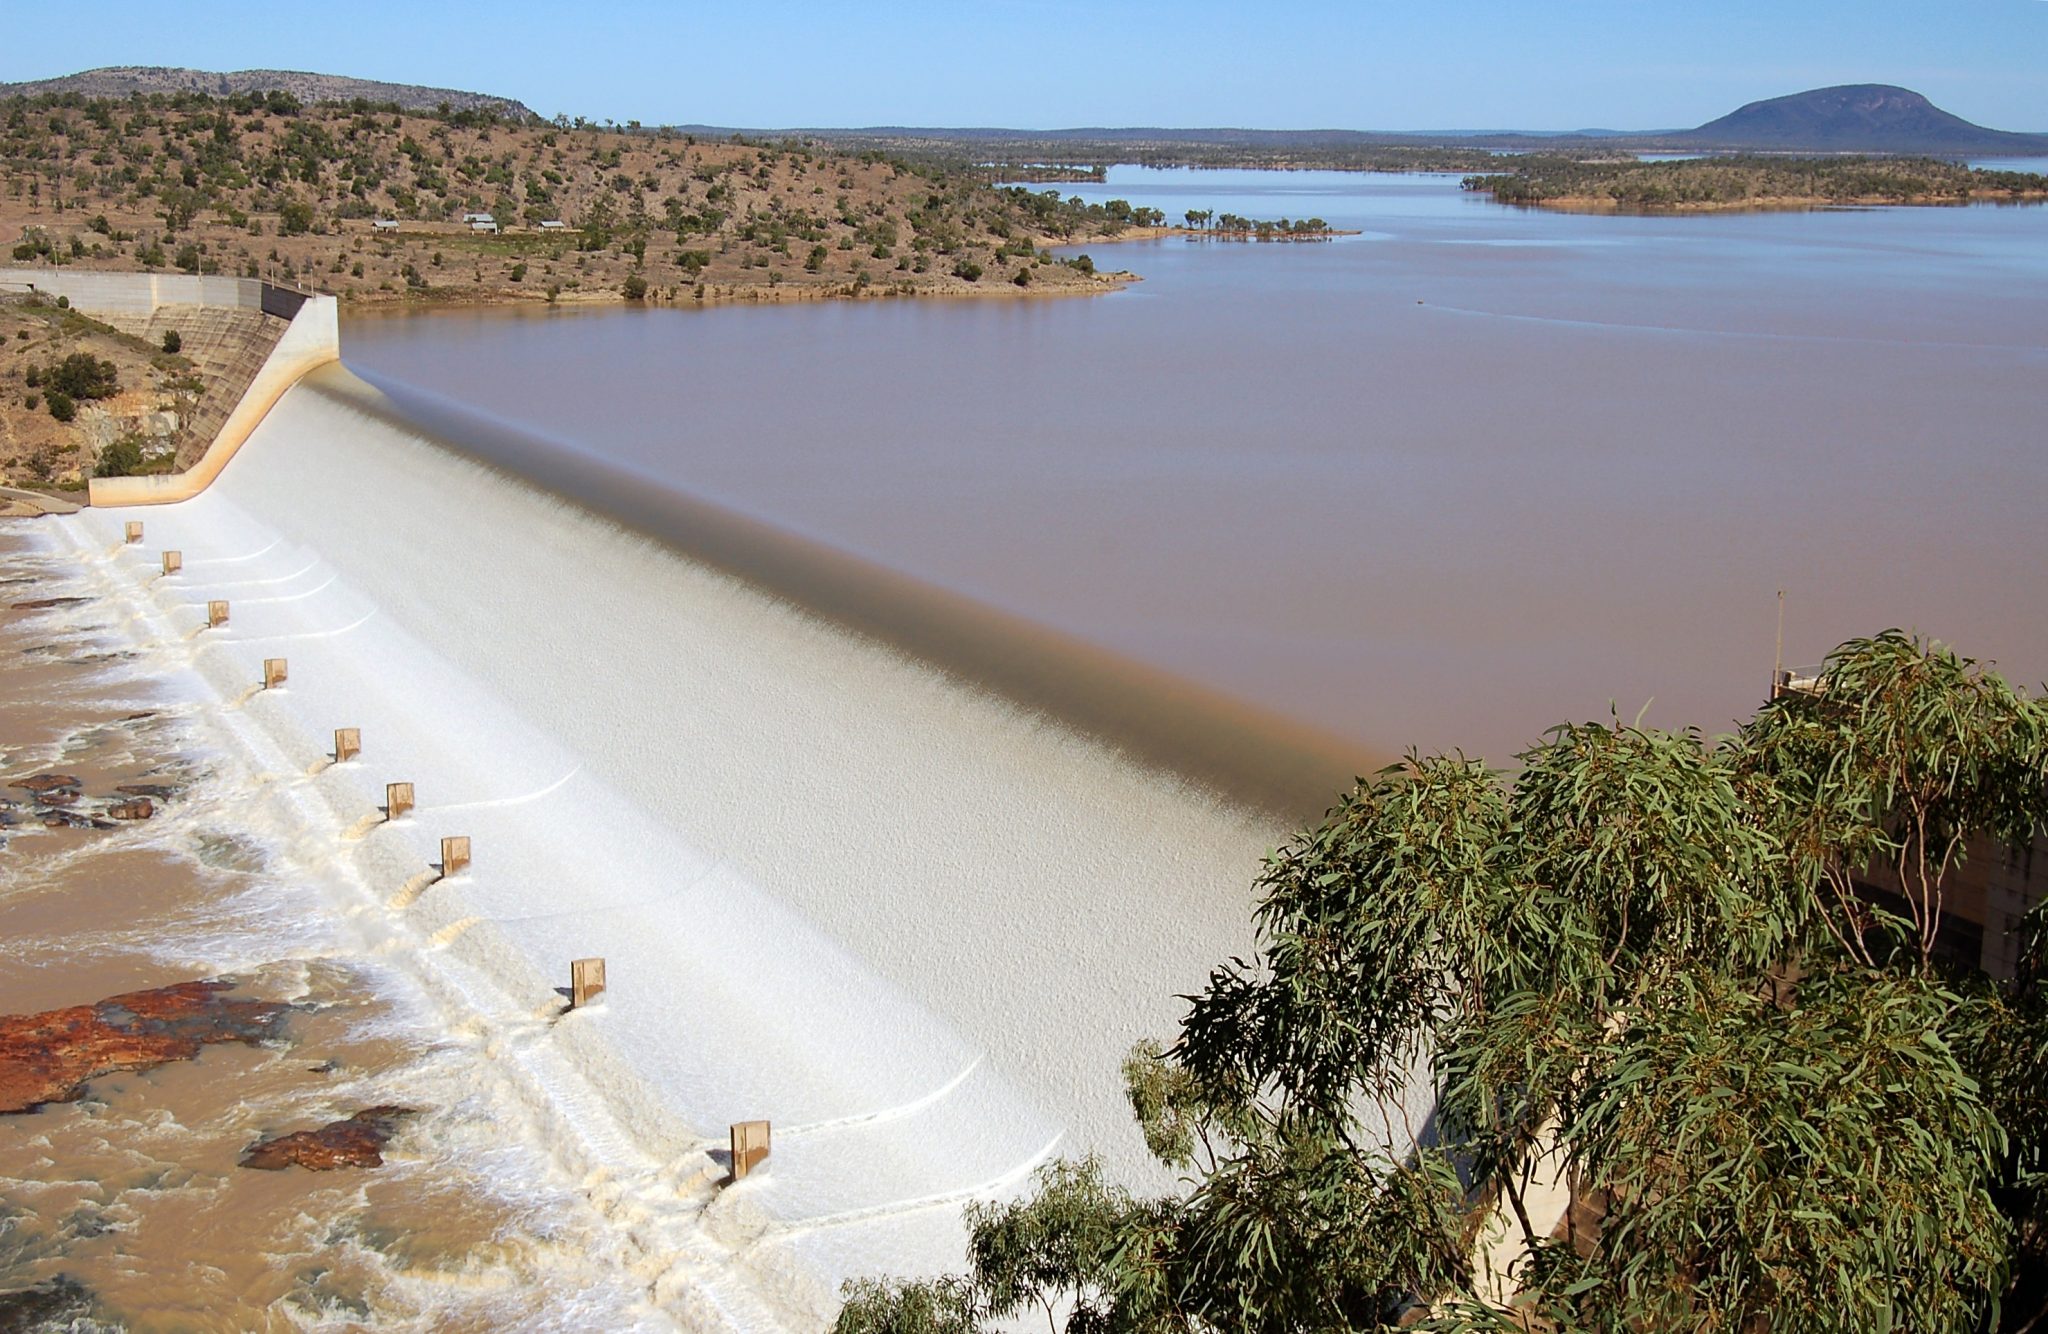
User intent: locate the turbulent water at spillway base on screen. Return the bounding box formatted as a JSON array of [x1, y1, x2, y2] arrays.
[[0, 529, 661, 1330], [2, 361, 1383, 1327]]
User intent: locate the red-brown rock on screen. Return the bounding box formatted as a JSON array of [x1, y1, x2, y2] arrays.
[[240, 1107, 413, 1171], [105, 798, 153, 820], [10, 773, 81, 795], [0, 980, 291, 1114]]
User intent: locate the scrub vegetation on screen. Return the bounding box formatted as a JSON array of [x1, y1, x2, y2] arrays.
[[1464, 154, 2048, 211], [0, 291, 208, 489], [840, 631, 2048, 1333], [0, 91, 1153, 306]]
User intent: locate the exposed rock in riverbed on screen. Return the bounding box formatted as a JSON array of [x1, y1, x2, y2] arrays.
[[0, 980, 292, 1115], [4, 774, 178, 831], [8, 774, 81, 796], [37, 808, 113, 830], [0, 1275, 93, 1328], [240, 1107, 414, 1171]]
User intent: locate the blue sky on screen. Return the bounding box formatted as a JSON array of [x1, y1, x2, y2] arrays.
[[3, 0, 2044, 132]]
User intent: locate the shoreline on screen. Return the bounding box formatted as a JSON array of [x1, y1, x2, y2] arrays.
[[335, 265, 1144, 315], [1489, 188, 2048, 214], [1092, 224, 1362, 242], [336, 218, 1366, 315]]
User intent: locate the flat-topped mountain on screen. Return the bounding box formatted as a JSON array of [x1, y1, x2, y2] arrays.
[[1672, 84, 2048, 154], [0, 66, 536, 120]]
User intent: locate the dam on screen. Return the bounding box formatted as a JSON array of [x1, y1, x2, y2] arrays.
[[12, 274, 1383, 1324]]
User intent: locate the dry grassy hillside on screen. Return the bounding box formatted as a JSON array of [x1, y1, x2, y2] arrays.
[[1, 92, 1138, 308]]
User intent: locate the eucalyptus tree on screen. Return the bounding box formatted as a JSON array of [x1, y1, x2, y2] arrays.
[[835, 632, 2048, 1333]]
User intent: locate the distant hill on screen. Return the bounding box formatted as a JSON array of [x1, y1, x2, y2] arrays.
[[681, 88, 2048, 166], [6, 70, 2041, 161], [1670, 85, 2048, 154], [0, 66, 536, 120]]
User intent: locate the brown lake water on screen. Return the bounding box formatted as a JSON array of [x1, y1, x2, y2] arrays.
[[343, 168, 2048, 767]]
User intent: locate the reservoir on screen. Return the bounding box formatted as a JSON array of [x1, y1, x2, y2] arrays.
[[346, 165, 2048, 773]]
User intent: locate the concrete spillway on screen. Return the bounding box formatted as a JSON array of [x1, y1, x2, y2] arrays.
[[55, 361, 1373, 1322]]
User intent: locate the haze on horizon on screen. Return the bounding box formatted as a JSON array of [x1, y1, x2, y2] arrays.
[[2, 0, 2044, 134]]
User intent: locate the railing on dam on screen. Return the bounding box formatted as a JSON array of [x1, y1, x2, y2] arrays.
[[260, 283, 312, 321]]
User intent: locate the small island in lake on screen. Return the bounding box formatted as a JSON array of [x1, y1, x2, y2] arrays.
[[1462, 154, 2048, 212]]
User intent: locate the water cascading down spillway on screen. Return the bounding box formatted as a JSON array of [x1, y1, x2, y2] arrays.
[[58, 350, 1390, 1319]]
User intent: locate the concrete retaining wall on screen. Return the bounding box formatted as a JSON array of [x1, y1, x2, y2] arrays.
[[86, 294, 340, 506], [0, 269, 342, 506], [0, 269, 277, 316]]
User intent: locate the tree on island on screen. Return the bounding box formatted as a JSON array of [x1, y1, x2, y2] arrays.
[[836, 631, 2048, 1333]]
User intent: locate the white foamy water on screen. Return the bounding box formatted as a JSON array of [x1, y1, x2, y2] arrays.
[[3, 536, 668, 1330], [37, 362, 1343, 1325]]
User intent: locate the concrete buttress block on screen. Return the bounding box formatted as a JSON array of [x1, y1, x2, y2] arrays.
[[570, 957, 606, 1008], [731, 1120, 772, 1180]]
